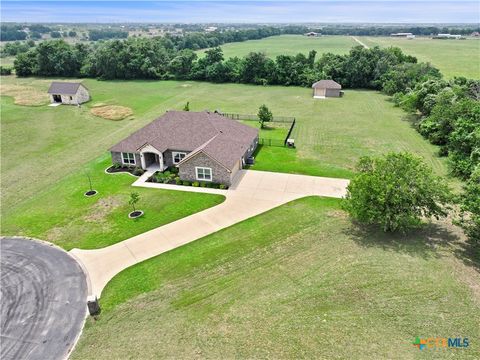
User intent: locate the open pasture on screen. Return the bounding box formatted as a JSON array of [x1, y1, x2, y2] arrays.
[[360, 36, 480, 79], [198, 35, 357, 58]]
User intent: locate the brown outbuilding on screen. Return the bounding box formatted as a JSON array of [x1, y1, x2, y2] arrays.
[[312, 80, 342, 98]]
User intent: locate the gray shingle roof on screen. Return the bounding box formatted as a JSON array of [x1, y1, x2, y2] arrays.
[[312, 80, 342, 89], [47, 82, 84, 95], [110, 111, 259, 171]]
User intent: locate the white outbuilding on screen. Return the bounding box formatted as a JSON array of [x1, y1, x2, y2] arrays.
[[47, 82, 90, 105]]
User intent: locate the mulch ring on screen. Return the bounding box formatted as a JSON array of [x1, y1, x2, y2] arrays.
[[128, 210, 144, 219]]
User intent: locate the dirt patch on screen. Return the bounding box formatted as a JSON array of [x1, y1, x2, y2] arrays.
[[90, 105, 133, 120], [84, 196, 123, 223], [0, 84, 49, 106]]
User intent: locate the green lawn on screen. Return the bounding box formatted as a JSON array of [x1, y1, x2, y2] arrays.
[[1, 77, 453, 224], [0, 56, 16, 67], [198, 35, 357, 59], [72, 197, 480, 359], [359, 36, 480, 79], [240, 120, 290, 141], [0, 154, 224, 250]]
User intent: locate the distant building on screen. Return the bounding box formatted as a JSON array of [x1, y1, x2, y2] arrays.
[[47, 82, 90, 105], [312, 80, 342, 99], [433, 33, 463, 39], [471, 32, 480, 37], [305, 32, 319, 37], [205, 26, 218, 33], [391, 32, 413, 37]]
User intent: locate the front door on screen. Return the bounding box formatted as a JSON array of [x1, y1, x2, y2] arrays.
[[52, 94, 62, 103]]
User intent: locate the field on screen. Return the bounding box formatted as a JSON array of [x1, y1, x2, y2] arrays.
[[72, 197, 480, 359], [0, 56, 15, 67], [1, 76, 476, 358], [199, 35, 480, 79], [1, 77, 452, 219], [360, 36, 480, 79], [198, 35, 357, 58]]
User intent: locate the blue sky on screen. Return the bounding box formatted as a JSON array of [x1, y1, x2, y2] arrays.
[[1, 1, 479, 23]]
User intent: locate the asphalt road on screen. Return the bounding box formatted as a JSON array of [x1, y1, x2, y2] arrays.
[[1, 237, 87, 360]]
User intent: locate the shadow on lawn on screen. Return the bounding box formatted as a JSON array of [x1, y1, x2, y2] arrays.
[[344, 219, 479, 271]]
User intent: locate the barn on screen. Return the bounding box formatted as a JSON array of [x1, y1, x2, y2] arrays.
[[312, 80, 342, 98], [47, 82, 90, 105]]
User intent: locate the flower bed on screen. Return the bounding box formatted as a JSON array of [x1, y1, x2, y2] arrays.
[[106, 164, 145, 176], [147, 168, 228, 190]]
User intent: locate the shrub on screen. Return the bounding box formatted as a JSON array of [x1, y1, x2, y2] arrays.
[[133, 167, 144, 176], [219, 184, 227, 190], [192, 181, 199, 187], [113, 163, 122, 170], [182, 180, 191, 186], [0, 66, 12, 75], [175, 177, 182, 185], [164, 171, 171, 177], [343, 152, 452, 233], [200, 182, 207, 187]]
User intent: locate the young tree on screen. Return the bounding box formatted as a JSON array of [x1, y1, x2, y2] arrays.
[[258, 104, 273, 129], [343, 152, 452, 233], [183, 101, 190, 111], [85, 171, 93, 192], [129, 192, 140, 213]]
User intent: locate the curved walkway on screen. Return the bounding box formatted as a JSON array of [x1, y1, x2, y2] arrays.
[[71, 170, 349, 297], [1, 237, 87, 360]]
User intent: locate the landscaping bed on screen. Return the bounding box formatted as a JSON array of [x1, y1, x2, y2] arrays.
[[106, 164, 145, 176], [147, 168, 228, 190]]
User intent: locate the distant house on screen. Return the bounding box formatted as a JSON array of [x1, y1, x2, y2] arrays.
[[391, 32, 414, 37], [110, 111, 259, 186], [47, 82, 90, 105], [433, 33, 463, 39], [312, 80, 342, 98], [305, 32, 319, 37]]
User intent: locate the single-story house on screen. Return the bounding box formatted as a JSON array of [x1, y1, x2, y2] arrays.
[[47, 82, 90, 105], [110, 111, 259, 186], [312, 80, 342, 98]]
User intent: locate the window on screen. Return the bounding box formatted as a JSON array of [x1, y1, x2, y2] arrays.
[[69, 96, 73, 100], [122, 152, 136, 165], [196, 167, 212, 181], [172, 151, 187, 164]]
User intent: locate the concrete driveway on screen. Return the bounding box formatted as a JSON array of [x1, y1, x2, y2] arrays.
[[1, 237, 87, 360], [72, 170, 349, 297]]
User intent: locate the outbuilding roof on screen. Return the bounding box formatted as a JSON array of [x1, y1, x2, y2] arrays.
[[312, 80, 342, 89], [110, 111, 259, 171], [47, 82, 85, 95]]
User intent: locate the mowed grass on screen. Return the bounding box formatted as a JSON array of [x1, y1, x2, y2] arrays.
[[360, 36, 480, 79], [198, 35, 357, 58], [72, 197, 480, 359], [239, 120, 290, 141], [1, 77, 452, 220], [0, 154, 224, 250]]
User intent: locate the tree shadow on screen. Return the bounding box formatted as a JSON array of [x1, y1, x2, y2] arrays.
[[400, 113, 422, 131], [343, 219, 474, 265]]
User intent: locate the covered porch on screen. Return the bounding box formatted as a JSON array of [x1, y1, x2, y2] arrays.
[[139, 144, 167, 172]]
